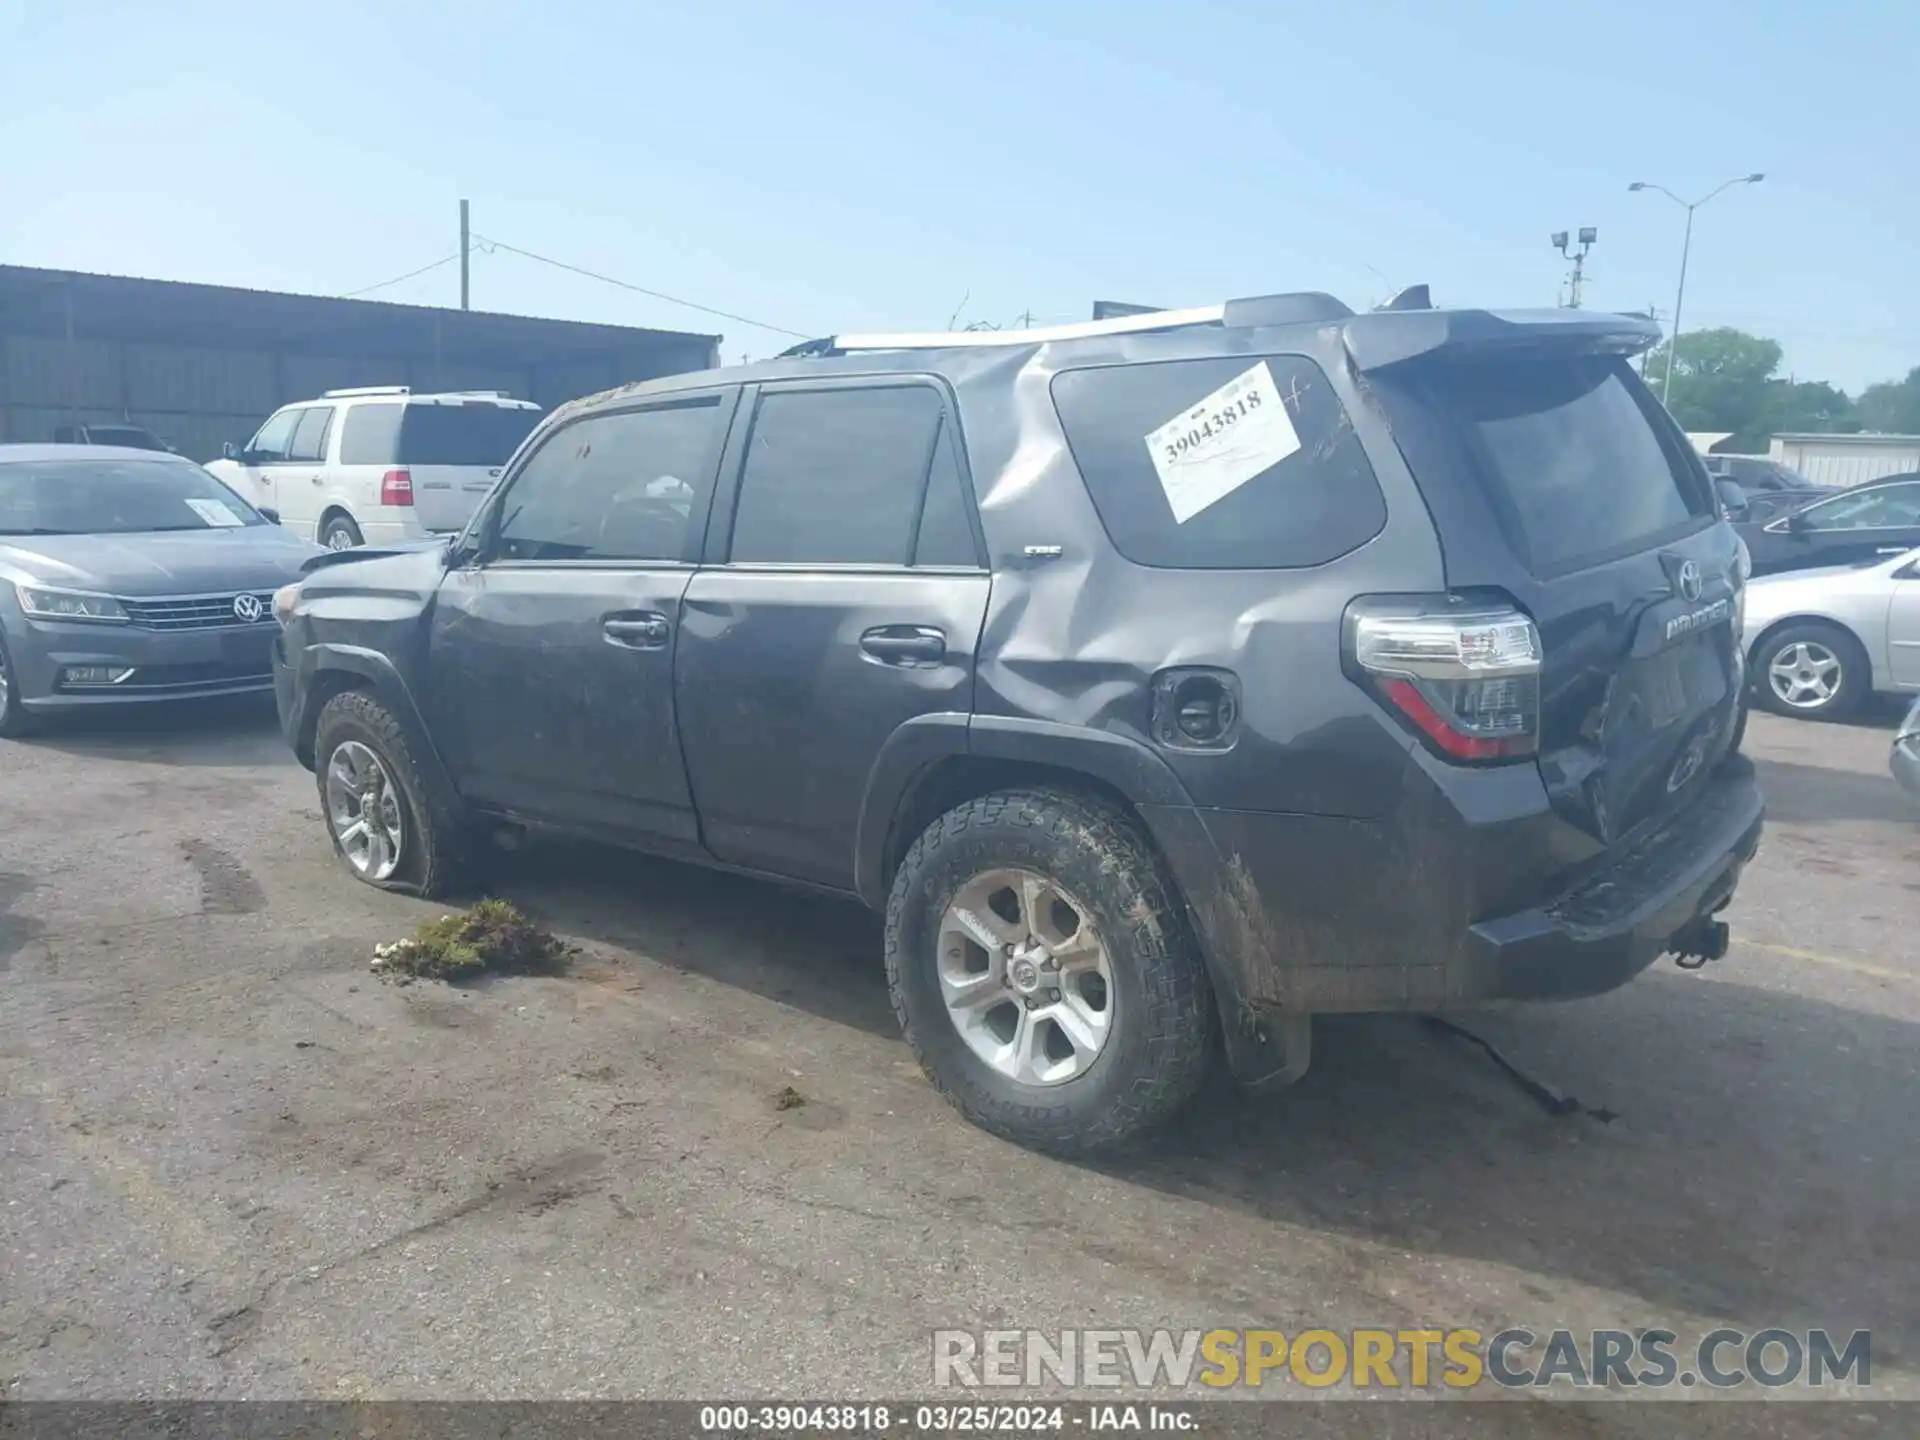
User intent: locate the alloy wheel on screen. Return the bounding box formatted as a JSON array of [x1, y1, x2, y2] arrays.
[[324, 739, 405, 880], [937, 868, 1115, 1086], [1767, 641, 1842, 710]]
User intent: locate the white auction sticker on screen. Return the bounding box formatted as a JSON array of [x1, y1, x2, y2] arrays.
[[1143, 361, 1301, 523], [184, 497, 244, 527]]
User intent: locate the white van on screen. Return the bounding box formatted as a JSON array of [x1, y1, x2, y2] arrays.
[[207, 387, 543, 549]]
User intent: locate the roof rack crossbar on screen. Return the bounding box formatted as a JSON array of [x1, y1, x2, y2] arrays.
[[833, 304, 1226, 352], [322, 385, 410, 398]]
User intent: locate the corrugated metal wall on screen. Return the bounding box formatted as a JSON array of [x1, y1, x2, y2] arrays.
[[0, 269, 720, 461], [1770, 437, 1920, 488]]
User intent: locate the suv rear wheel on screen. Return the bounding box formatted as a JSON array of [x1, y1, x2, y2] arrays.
[[312, 690, 468, 896], [1753, 622, 1869, 720], [885, 788, 1216, 1154]]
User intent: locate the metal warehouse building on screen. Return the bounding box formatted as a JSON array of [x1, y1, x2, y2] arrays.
[[0, 264, 720, 462], [1768, 432, 1920, 488]]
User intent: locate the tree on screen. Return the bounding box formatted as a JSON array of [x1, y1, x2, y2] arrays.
[[1755, 379, 1858, 449], [1641, 328, 1783, 439], [1855, 367, 1920, 434]]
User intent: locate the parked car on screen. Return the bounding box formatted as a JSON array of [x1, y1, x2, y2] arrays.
[[206, 387, 543, 551], [51, 421, 174, 453], [272, 297, 1762, 1153], [0, 444, 322, 737], [1703, 454, 1819, 494], [1735, 472, 1920, 577], [1892, 696, 1920, 806], [1740, 547, 1920, 719]]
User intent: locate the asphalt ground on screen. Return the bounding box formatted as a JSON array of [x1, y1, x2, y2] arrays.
[[1, 698, 1914, 1423]]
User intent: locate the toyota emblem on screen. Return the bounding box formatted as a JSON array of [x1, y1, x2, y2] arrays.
[[232, 593, 265, 623], [1676, 560, 1703, 602]]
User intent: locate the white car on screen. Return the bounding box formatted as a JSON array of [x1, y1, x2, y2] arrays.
[[206, 387, 542, 550], [1740, 547, 1920, 719]]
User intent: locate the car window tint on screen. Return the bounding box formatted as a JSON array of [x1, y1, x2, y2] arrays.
[[247, 409, 301, 462], [495, 398, 723, 562], [398, 404, 542, 466], [286, 406, 335, 463], [338, 403, 405, 465], [913, 417, 979, 566], [1800, 482, 1920, 531], [731, 386, 943, 564], [1051, 355, 1386, 569]]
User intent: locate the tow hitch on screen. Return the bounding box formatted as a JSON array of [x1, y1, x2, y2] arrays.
[[1668, 916, 1731, 969]]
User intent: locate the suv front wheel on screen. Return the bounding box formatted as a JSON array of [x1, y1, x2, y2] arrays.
[[885, 788, 1216, 1154], [312, 690, 469, 896]]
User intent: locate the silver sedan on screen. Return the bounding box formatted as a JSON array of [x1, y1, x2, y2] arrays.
[[0, 444, 322, 737], [1739, 547, 1920, 720]]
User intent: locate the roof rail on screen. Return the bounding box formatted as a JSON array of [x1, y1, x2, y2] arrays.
[[322, 385, 410, 398], [833, 304, 1226, 352]]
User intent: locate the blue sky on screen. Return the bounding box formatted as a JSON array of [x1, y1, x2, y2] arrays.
[[3, 0, 1914, 390]]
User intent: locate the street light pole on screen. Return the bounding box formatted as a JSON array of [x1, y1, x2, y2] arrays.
[[1628, 173, 1764, 406]]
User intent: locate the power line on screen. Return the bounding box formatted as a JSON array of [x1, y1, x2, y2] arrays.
[[340, 253, 462, 299], [471, 234, 809, 338]]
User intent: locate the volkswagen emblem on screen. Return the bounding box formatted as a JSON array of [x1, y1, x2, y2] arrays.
[[1675, 559, 1703, 603], [232, 593, 264, 623]]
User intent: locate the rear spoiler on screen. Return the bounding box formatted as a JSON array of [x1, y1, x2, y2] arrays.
[[1342, 309, 1661, 372]]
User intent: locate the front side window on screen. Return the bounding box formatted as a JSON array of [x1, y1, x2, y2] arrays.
[[246, 409, 301, 463], [286, 406, 335, 464], [729, 386, 946, 565], [494, 398, 724, 563], [0, 457, 265, 535], [1796, 482, 1920, 532]]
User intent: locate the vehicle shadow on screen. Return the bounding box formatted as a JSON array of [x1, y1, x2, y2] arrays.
[[1094, 978, 1918, 1363], [17, 694, 288, 768], [492, 836, 898, 1039], [1753, 755, 1914, 826]]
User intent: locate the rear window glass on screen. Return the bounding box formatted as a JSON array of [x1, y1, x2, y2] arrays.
[[399, 403, 542, 466], [338, 403, 404, 465], [1409, 357, 1708, 571], [1050, 355, 1386, 569]]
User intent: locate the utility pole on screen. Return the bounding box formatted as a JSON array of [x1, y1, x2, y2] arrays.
[[1629, 174, 1765, 405], [459, 199, 471, 311], [1552, 227, 1597, 309]]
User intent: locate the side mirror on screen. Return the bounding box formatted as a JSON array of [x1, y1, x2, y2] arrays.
[[1787, 509, 1813, 536], [258, 507, 281, 525], [1713, 479, 1749, 522]]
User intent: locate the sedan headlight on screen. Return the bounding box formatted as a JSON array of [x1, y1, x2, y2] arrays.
[[272, 582, 302, 627], [15, 584, 128, 623]]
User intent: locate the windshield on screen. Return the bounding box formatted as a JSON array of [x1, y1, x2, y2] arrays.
[[0, 457, 265, 535]]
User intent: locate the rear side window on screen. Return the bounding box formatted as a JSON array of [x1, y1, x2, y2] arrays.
[[399, 403, 543, 466], [338, 403, 403, 465], [729, 386, 948, 565], [1050, 356, 1386, 569], [1407, 357, 1708, 572]]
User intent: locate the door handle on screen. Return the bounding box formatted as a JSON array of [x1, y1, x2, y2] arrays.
[[860, 626, 946, 665], [603, 613, 671, 650]]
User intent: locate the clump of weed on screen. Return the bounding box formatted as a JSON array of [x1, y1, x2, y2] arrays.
[[372, 899, 573, 984]]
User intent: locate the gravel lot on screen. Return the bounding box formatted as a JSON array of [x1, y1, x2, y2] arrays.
[[2, 699, 1914, 1410]]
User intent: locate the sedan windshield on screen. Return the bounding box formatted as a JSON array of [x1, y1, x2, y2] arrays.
[[0, 458, 265, 535]]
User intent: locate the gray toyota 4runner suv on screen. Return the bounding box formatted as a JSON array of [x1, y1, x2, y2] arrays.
[[272, 293, 1764, 1154]]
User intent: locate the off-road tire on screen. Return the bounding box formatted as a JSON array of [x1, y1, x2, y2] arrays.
[[312, 689, 470, 897], [320, 513, 364, 550], [1752, 621, 1870, 721], [885, 788, 1217, 1154]]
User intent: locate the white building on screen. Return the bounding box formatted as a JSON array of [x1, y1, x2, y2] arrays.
[[1767, 433, 1920, 487]]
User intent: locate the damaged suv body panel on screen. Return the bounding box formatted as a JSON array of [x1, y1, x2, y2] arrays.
[[275, 295, 1764, 1104]]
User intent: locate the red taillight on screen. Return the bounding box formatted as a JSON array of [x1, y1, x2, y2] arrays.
[[1345, 600, 1542, 765], [380, 469, 413, 506]]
